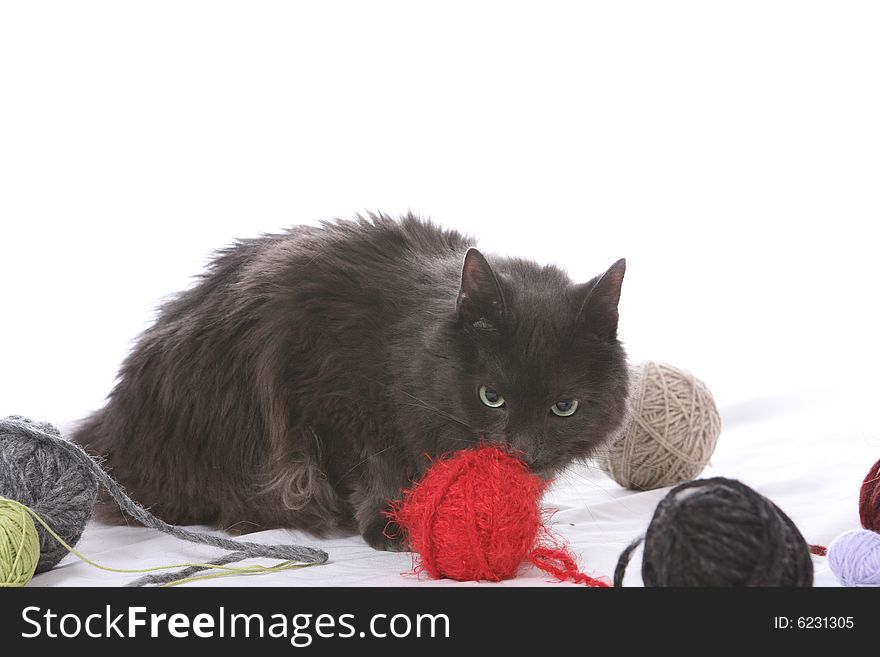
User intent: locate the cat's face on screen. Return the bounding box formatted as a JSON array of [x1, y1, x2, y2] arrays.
[[404, 249, 630, 478]]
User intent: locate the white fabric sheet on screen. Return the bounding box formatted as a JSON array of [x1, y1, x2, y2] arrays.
[[30, 391, 877, 587]]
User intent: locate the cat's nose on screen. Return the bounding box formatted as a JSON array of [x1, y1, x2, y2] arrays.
[[502, 434, 539, 465], [480, 432, 540, 465]]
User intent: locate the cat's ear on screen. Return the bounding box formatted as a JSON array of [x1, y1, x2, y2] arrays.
[[578, 258, 626, 339], [456, 248, 505, 327]]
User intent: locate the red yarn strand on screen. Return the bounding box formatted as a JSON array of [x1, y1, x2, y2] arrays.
[[529, 547, 611, 588]]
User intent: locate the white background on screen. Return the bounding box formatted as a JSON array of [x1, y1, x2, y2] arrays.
[[2, 2, 878, 427]]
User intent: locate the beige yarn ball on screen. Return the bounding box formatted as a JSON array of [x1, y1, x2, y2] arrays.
[[599, 361, 722, 490]]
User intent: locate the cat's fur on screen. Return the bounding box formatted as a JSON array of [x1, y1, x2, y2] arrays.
[[74, 214, 630, 549]]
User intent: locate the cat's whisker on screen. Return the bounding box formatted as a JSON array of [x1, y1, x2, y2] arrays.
[[357, 375, 477, 431], [554, 464, 644, 516], [333, 443, 400, 485], [550, 469, 600, 523], [436, 436, 483, 446], [395, 392, 476, 431], [397, 401, 468, 425], [572, 456, 609, 473]]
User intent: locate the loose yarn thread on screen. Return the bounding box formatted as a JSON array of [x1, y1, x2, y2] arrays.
[[0, 496, 316, 587], [599, 362, 722, 491], [0, 416, 328, 586], [614, 477, 813, 587]]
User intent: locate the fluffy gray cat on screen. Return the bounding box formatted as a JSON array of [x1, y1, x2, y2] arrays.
[[74, 214, 629, 550]]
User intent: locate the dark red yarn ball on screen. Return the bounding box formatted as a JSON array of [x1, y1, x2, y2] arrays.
[[859, 458, 880, 531], [388, 445, 547, 582]]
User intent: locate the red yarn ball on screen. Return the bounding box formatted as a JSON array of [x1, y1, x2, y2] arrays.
[[388, 445, 548, 582], [859, 457, 880, 531]]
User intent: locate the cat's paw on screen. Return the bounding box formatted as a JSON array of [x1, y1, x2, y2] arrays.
[[363, 520, 409, 552]]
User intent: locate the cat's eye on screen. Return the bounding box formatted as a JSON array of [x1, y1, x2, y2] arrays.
[[479, 385, 505, 408], [551, 399, 578, 417]]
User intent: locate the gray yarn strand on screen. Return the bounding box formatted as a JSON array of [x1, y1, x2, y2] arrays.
[[0, 416, 328, 585], [126, 550, 279, 587]]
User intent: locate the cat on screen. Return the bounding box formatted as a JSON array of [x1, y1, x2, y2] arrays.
[[73, 213, 630, 550]]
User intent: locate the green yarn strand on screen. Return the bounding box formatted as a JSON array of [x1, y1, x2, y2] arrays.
[[0, 496, 321, 587]]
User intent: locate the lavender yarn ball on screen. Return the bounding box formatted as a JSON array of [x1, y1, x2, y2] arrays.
[[827, 529, 880, 587]]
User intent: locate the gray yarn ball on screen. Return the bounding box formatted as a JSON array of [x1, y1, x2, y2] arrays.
[[0, 416, 98, 573]]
